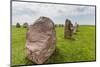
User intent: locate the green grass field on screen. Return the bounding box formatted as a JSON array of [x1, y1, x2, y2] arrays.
[[12, 25, 96, 66]]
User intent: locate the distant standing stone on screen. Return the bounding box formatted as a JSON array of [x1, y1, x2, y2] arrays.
[[16, 22, 21, 28], [73, 22, 79, 33], [26, 16, 56, 64], [64, 19, 73, 39], [23, 22, 29, 28]]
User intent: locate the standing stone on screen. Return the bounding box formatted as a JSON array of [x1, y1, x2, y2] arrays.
[[76, 23, 79, 32], [73, 22, 79, 33], [23, 22, 29, 28], [64, 19, 73, 39], [26, 16, 56, 64], [16, 22, 21, 28]]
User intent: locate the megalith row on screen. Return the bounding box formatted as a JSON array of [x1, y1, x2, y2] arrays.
[[64, 19, 79, 39], [25, 16, 79, 64]]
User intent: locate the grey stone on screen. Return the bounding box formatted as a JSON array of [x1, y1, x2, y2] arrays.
[[23, 22, 29, 28], [73, 22, 79, 33], [64, 19, 73, 39], [16, 22, 21, 28], [26, 16, 56, 64]]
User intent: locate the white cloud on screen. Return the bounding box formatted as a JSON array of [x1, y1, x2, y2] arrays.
[[12, 1, 95, 25]]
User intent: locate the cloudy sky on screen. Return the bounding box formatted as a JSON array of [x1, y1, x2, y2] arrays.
[[12, 1, 95, 25]]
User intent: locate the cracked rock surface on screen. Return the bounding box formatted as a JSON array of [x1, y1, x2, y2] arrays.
[[26, 16, 56, 64]]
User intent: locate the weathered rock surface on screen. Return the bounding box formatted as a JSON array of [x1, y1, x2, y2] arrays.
[[73, 22, 79, 33], [64, 19, 73, 39], [23, 22, 29, 28], [26, 16, 56, 64]]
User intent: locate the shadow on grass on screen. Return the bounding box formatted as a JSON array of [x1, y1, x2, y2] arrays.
[[45, 47, 65, 64], [24, 57, 36, 65]]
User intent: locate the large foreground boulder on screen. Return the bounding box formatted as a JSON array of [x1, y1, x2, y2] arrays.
[[26, 16, 56, 64], [64, 19, 73, 39]]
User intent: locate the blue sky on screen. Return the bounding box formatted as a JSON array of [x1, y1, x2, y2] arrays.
[[12, 1, 95, 25]]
